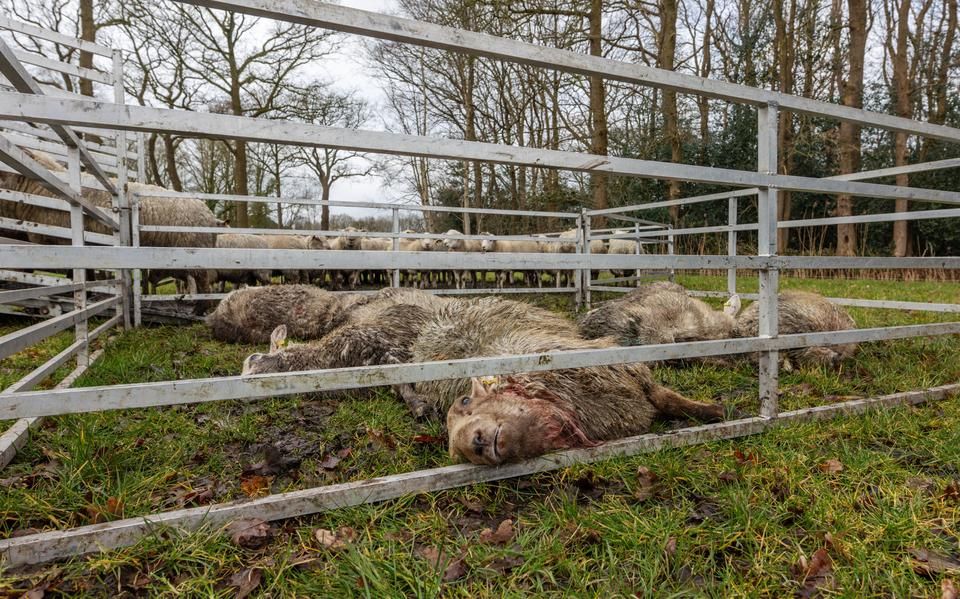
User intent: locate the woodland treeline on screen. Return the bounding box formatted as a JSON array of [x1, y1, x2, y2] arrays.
[[4, 0, 959, 255]]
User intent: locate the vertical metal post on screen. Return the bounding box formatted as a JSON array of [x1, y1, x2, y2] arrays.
[[633, 222, 642, 287], [112, 50, 132, 328], [757, 103, 780, 419], [136, 132, 146, 183], [727, 196, 738, 296], [582, 208, 592, 310], [391, 207, 400, 288], [68, 147, 88, 366], [131, 195, 142, 327], [574, 214, 583, 310], [666, 226, 676, 283]]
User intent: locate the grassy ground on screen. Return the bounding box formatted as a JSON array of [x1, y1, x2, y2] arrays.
[[0, 275, 958, 597]]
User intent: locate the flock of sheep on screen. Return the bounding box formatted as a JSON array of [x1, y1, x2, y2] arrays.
[[0, 150, 645, 297], [207, 281, 857, 465]]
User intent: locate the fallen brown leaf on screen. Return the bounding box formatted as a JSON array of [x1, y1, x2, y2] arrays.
[[794, 548, 835, 598], [486, 554, 524, 574], [240, 475, 272, 498], [664, 537, 677, 557], [733, 448, 759, 465], [943, 579, 958, 599], [818, 459, 844, 474], [367, 427, 397, 450], [634, 466, 659, 501], [224, 568, 262, 599], [105, 496, 124, 517], [416, 546, 469, 582], [910, 547, 960, 577], [479, 519, 514, 546], [226, 519, 274, 549], [942, 481, 960, 504], [315, 526, 357, 550], [718, 471, 739, 483], [319, 454, 342, 470]]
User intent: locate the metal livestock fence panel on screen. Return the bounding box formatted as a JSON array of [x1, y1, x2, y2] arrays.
[[0, 2, 957, 567]]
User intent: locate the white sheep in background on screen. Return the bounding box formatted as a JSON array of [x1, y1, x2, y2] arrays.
[[443, 229, 482, 289], [480, 233, 540, 289]]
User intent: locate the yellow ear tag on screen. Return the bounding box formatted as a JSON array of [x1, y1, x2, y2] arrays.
[[276, 338, 287, 349], [478, 375, 499, 389]]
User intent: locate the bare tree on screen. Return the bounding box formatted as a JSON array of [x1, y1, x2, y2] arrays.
[[835, 0, 866, 256], [291, 85, 373, 231]]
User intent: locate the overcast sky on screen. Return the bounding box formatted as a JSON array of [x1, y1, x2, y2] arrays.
[[308, 0, 404, 221]]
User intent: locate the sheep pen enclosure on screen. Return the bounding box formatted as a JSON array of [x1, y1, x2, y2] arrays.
[[0, 0, 959, 591]]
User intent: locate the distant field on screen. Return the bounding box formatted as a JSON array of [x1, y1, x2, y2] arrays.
[[0, 276, 958, 596]]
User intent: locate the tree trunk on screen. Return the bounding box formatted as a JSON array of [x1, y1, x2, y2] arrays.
[[78, 0, 101, 144], [162, 135, 183, 192], [835, 0, 866, 256], [891, 0, 912, 257], [658, 0, 681, 226], [588, 0, 608, 227], [320, 179, 330, 231], [698, 0, 714, 162], [147, 132, 162, 186], [462, 56, 478, 236], [774, 0, 797, 253]]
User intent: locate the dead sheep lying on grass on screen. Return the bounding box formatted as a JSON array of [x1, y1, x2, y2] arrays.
[[734, 290, 858, 370], [241, 288, 451, 416], [414, 297, 723, 464], [206, 285, 368, 344], [578, 281, 741, 346]]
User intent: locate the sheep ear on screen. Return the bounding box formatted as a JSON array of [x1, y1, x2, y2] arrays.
[[269, 325, 288, 353], [470, 377, 494, 398], [724, 294, 742, 316]]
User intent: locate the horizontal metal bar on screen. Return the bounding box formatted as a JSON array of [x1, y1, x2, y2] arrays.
[[0, 246, 759, 270], [591, 223, 758, 240], [591, 158, 960, 215], [0, 270, 67, 285], [779, 207, 960, 229], [685, 290, 960, 313], [135, 191, 579, 219], [1, 120, 133, 158], [138, 226, 570, 244], [0, 15, 114, 57], [0, 216, 117, 246], [6, 246, 960, 271], [2, 131, 123, 168], [0, 187, 72, 211], [589, 189, 760, 216], [3, 322, 958, 421], [5, 95, 960, 206], [0, 279, 116, 304], [12, 50, 111, 84], [141, 287, 576, 303], [0, 296, 117, 361], [2, 381, 956, 566], [176, 0, 960, 144]]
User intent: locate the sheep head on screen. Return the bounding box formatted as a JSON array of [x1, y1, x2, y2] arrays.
[[479, 233, 495, 253], [446, 377, 596, 465], [241, 325, 288, 375], [308, 235, 328, 250], [723, 294, 742, 317]]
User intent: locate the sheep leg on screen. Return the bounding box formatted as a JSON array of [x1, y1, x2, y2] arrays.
[[395, 383, 435, 420], [647, 385, 724, 423]]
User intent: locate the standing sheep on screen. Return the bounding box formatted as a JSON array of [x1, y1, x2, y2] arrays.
[[406, 298, 723, 465], [265, 235, 312, 285], [607, 229, 641, 282], [326, 226, 365, 289], [213, 233, 272, 291], [206, 284, 368, 344], [443, 229, 482, 289], [578, 281, 740, 347], [733, 290, 858, 369], [480, 234, 541, 289]]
